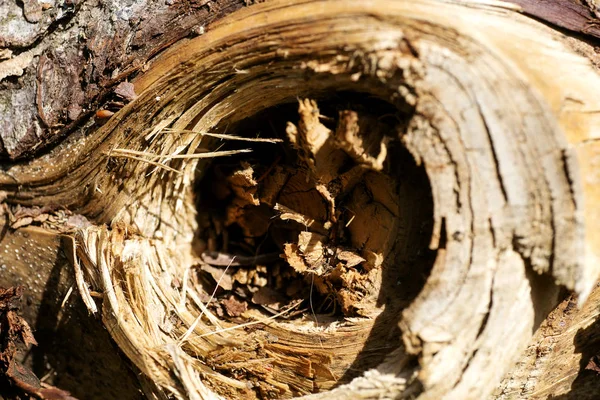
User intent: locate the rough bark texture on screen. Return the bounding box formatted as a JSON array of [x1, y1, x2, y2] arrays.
[[509, 0, 600, 38], [2, 0, 600, 399], [0, 0, 248, 159]]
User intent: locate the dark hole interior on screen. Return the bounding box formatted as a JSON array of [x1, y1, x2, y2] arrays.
[[191, 91, 435, 324]]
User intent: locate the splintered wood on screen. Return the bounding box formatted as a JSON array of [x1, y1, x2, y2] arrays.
[[5, 1, 599, 399], [171, 97, 415, 398]]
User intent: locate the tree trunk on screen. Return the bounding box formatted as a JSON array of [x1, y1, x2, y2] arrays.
[[2, 0, 600, 399]]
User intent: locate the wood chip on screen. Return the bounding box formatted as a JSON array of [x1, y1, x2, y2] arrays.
[[252, 287, 287, 308], [297, 231, 326, 268], [200, 263, 234, 291], [283, 243, 309, 273], [222, 296, 248, 317], [334, 110, 388, 171], [11, 216, 33, 229], [337, 250, 365, 268], [114, 81, 138, 101]]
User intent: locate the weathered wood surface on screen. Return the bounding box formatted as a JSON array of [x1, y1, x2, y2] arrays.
[[493, 284, 600, 399], [0, 225, 144, 399], [2, 0, 600, 399]]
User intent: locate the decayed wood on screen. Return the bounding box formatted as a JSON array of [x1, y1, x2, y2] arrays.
[[0, 226, 144, 399], [493, 284, 600, 399], [2, 0, 600, 399]]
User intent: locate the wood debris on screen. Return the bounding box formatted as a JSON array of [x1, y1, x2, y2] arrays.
[[0, 286, 78, 400], [222, 296, 248, 317], [113, 81, 138, 102], [7, 205, 92, 233], [194, 97, 400, 318], [334, 110, 388, 171]]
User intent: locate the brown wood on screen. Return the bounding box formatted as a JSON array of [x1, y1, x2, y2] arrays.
[[508, 0, 600, 38], [494, 285, 600, 399], [0, 226, 144, 399]]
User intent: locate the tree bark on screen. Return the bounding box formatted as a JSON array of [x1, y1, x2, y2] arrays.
[[2, 0, 600, 399]]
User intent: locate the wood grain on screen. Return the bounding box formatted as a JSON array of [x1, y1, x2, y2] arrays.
[[2, 0, 600, 399]]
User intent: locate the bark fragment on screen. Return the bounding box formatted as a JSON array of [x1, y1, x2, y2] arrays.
[[0, 0, 247, 159], [508, 0, 600, 38], [0, 286, 78, 400]]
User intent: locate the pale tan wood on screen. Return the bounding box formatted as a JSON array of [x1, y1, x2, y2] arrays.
[[493, 283, 600, 399], [2, 1, 600, 399]]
